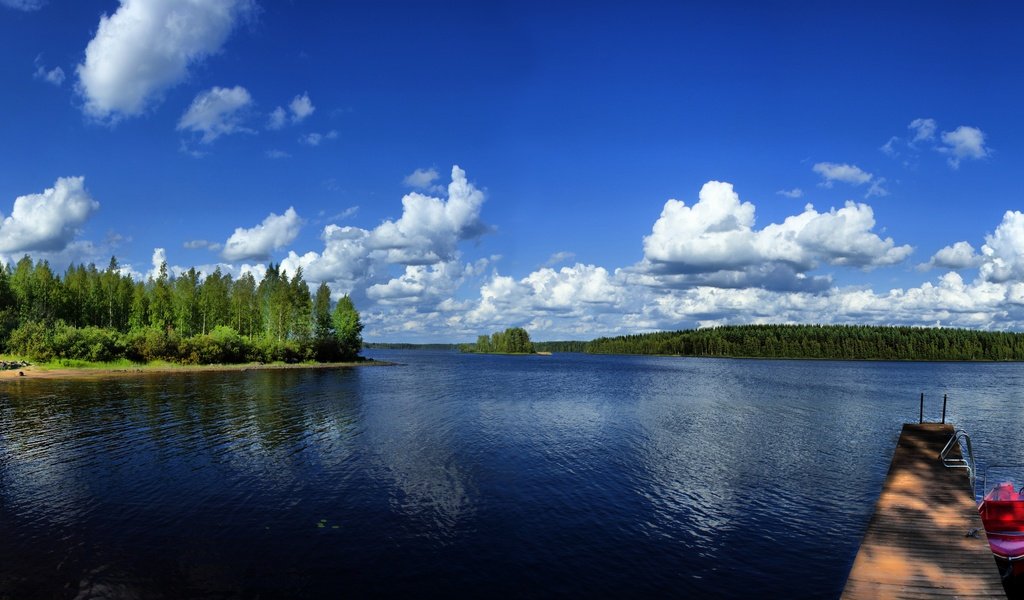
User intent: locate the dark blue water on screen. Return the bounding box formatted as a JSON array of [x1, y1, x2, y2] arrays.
[[2, 351, 1024, 599]]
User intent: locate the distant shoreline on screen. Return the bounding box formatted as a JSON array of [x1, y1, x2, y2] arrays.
[[0, 359, 394, 382]]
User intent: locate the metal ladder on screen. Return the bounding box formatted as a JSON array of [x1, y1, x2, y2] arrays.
[[940, 429, 976, 491]]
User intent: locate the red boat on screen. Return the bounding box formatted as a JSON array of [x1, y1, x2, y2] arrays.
[[978, 481, 1024, 579]]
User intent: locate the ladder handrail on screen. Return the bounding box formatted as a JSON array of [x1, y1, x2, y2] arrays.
[[940, 429, 976, 491]]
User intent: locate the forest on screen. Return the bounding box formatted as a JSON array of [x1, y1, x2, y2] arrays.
[[0, 255, 363, 365], [585, 324, 1024, 361]]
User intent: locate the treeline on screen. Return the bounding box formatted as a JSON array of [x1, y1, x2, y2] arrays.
[[534, 340, 587, 353], [0, 255, 363, 364], [461, 327, 535, 354], [364, 342, 461, 350], [586, 324, 1024, 361]]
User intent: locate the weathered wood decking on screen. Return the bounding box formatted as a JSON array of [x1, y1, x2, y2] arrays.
[[842, 423, 1006, 599]]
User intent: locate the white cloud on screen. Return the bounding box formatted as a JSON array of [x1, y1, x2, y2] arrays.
[[265, 149, 290, 159], [812, 162, 873, 187], [367, 165, 489, 265], [147, 247, 168, 280], [33, 56, 65, 86], [908, 118, 937, 143], [544, 251, 576, 267], [1, 0, 44, 10], [177, 86, 253, 143], [221, 207, 302, 261], [280, 225, 375, 296], [883, 119, 989, 172], [0, 177, 99, 253], [76, 0, 251, 121], [403, 168, 440, 189], [979, 211, 1024, 283], [880, 136, 900, 157], [639, 181, 911, 291], [776, 188, 803, 198], [940, 125, 989, 169], [267, 106, 287, 130], [183, 239, 222, 251], [267, 93, 315, 130], [300, 130, 337, 146], [922, 241, 981, 271], [289, 93, 315, 123], [275, 166, 490, 304], [367, 260, 485, 305]]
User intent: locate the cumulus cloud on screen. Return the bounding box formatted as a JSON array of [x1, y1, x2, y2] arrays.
[[280, 224, 375, 296], [76, 0, 252, 120], [940, 125, 989, 169], [813, 162, 873, 187], [0, 177, 100, 253], [367, 260, 487, 305], [367, 166, 490, 264], [275, 166, 490, 305], [979, 211, 1024, 283], [221, 207, 302, 261], [639, 181, 911, 291], [403, 168, 440, 189], [289, 93, 314, 122], [921, 241, 981, 271], [776, 188, 803, 198], [177, 86, 253, 143]]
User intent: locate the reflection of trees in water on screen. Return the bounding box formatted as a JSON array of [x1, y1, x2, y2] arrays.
[[0, 371, 365, 526]]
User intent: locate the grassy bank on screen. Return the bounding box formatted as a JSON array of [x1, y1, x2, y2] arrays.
[[0, 356, 388, 381]]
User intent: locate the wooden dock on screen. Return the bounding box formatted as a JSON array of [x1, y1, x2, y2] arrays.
[[842, 423, 1006, 599]]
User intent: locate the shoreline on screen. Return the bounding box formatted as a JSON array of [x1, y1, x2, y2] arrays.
[[0, 359, 395, 381]]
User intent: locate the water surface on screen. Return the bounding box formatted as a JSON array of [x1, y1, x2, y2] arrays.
[[2, 351, 1023, 598]]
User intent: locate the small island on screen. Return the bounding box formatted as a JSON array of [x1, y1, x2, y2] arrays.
[[460, 327, 536, 354]]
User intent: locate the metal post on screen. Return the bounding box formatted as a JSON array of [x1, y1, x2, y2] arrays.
[[920, 392, 924, 423], [942, 394, 947, 424]]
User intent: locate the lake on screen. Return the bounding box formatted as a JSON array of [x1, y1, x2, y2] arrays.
[[3, 351, 1024, 599]]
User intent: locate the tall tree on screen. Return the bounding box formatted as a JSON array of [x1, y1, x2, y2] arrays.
[[230, 272, 258, 338], [149, 262, 174, 332], [199, 268, 231, 335], [288, 267, 312, 343], [312, 282, 333, 342], [332, 295, 363, 360]]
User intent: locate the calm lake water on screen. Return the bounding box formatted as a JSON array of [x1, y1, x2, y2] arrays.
[[3, 350, 1024, 599]]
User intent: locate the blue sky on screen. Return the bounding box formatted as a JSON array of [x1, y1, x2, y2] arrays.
[[1, 1, 1023, 341]]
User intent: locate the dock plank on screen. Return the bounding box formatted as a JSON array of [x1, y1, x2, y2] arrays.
[[842, 423, 1006, 599]]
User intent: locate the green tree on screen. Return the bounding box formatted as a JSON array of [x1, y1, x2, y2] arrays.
[[199, 267, 231, 335], [332, 295, 363, 360], [149, 262, 174, 332], [230, 272, 259, 338], [312, 282, 334, 341]]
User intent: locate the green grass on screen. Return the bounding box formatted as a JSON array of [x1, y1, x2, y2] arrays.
[[35, 357, 145, 370]]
